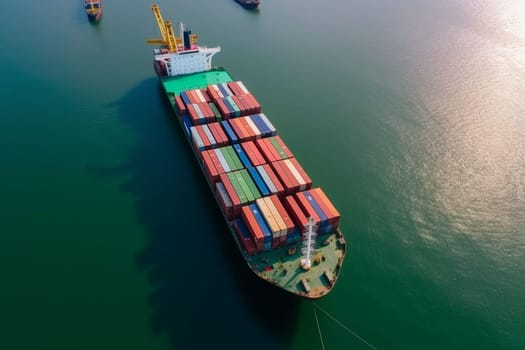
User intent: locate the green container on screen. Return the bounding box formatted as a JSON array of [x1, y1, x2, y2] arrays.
[[209, 102, 222, 121], [228, 172, 248, 204], [234, 171, 254, 202], [241, 169, 261, 200], [224, 146, 243, 170], [269, 137, 287, 159], [220, 147, 237, 171]]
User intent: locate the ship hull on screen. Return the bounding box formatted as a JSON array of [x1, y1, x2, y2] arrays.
[[157, 68, 346, 299], [234, 0, 260, 10], [85, 0, 102, 22]]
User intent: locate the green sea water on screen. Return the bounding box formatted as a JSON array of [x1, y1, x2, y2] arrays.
[[1, 0, 524, 349]]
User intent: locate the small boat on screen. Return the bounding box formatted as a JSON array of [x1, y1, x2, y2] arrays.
[[234, 0, 260, 10], [85, 0, 102, 22]]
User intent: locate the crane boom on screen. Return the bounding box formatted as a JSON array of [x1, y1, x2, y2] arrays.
[[151, 4, 168, 44], [147, 4, 178, 53], [165, 21, 178, 53]]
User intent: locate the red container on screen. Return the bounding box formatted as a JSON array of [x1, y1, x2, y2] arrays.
[[288, 157, 312, 189], [243, 117, 261, 139], [271, 160, 297, 195], [232, 118, 250, 142], [261, 164, 285, 198], [309, 188, 340, 229], [268, 195, 295, 235], [282, 159, 306, 191], [255, 138, 276, 163], [241, 141, 265, 167], [187, 89, 198, 103], [194, 125, 211, 149], [231, 95, 247, 116], [240, 94, 255, 114], [228, 81, 245, 95], [207, 85, 221, 100], [186, 104, 199, 125], [237, 117, 255, 140], [241, 206, 265, 245], [243, 93, 261, 113], [225, 119, 242, 141], [274, 136, 294, 158], [264, 138, 283, 161], [237, 117, 255, 141], [202, 150, 219, 183], [208, 122, 227, 146], [295, 192, 321, 227], [175, 95, 187, 116], [199, 88, 211, 103], [242, 237, 257, 255], [220, 173, 241, 216], [208, 149, 226, 174], [284, 195, 309, 231], [214, 98, 231, 118]]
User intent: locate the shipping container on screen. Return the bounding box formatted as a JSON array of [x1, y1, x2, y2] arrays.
[[309, 188, 341, 230], [220, 120, 239, 143], [294, 191, 322, 228], [233, 144, 252, 169], [257, 164, 285, 198], [247, 166, 270, 197], [216, 182, 234, 220], [301, 191, 329, 233]]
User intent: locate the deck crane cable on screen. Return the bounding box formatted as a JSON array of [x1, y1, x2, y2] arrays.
[[312, 302, 326, 350], [312, 302, 378, 350]]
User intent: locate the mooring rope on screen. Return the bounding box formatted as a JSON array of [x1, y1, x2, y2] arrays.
[[312, 302, 378, 350], [312, 302, 326, 350]]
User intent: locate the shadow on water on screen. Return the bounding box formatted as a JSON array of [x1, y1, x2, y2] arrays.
[[111, 78, 300, 349]]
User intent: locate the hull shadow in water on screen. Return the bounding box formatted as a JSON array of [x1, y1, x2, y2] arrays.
[[108, 78, 300, 349]]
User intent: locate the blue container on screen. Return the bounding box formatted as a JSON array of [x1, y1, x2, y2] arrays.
[[250, 114, 272, 137], [180, 91, 191, 105], [220, 120, 239, 144], [250, 204, 272, 243], [303, 191, 329, 233], [182, 115, 192, 139], [221, 97, 236, 116], [233, 144, 252, 169], [226, 96, 241, 117], [264, 241, 272, 251], [218, 83, 233, 97], [247, 167, 270, 197], [258, 113, 277, 135], [235, 218, 251, 240]]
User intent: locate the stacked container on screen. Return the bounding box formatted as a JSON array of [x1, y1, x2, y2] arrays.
[[174, 80, 341, 255]]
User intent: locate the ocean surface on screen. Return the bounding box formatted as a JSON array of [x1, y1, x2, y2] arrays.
[[1, 0, 524, 349]]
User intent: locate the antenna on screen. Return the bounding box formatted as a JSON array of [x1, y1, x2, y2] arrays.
[[301, 217, 318, 270]]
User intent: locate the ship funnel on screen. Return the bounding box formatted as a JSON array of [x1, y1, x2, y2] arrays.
[[183, 28, 191, 49]]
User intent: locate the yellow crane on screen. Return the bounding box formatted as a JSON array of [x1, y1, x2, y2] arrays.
[[146, 4, 180, 53]]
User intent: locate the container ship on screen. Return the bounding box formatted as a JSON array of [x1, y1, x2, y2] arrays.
[[234, 0, 261, 10], [146, 5, 346, 299], [84, 0, 102, 22]]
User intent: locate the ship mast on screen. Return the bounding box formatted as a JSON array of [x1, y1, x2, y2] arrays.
[[301, 217, 318, 270]]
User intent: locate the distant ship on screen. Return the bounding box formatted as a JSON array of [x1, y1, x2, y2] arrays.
[[235, 0, 260, 10], [145, 5, 346, 299], [85, 0, 102, 22]]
